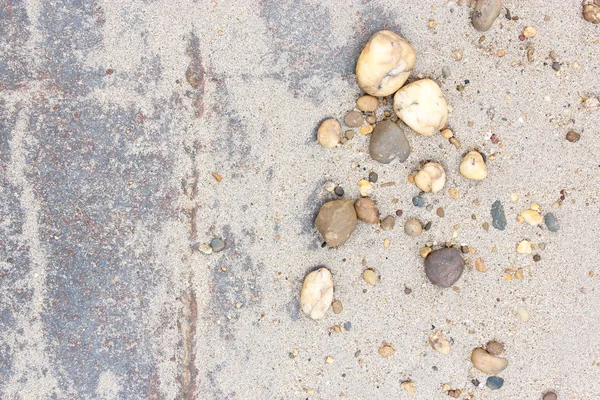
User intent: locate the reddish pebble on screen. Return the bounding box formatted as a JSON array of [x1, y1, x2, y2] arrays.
[[106, 68, 114, 75], [519, 34, 525, 41], [395, 210, 403, 217], [543, 392, 557, 400], [490, 134, 499, 144]]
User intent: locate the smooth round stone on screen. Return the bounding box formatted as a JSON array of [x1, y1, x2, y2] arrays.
[[369, 120, 411, 164], [543, 392, 558, 400], [316, 200, 358, 247], [412, 196, 424, 207], [471, 0, 503, 32], [544, 213, 560, 232], [486, 376, 504, 390], [424, 248, 465, 287], [380, 215, 395, 231], [210, 238, 226, 252], [356, 95, 379, 112], [344, 111, 364, 127]]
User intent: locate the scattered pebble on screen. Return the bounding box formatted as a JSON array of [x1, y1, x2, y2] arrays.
[[520, 209, 543, 225], [331, 299, 343, 314], [358, 180, 374, 197], [394, 79, 448, 136], [360, 124, 374, 135], [380, 215, 395, 231], [424, 247, 465, 288], [471, 0, 503, 31], [401, 380, 415, 394], [345, 130, 355, 140], [448, 187, 459, 199], [412, 196, 425, 207], [199, 244, 213, 255], [517, 239, 532, 254], [527, 47, 535, 62], [356, 30, 415, 96], [368, 171, 378, 183], [471, 347, 509, 375], [523, 26, 537, 38], [533, 254, 541, 262], [515, 268, 524, 280], [517, 306, 530, 322], [210, 238, 226, 252], [300, 268, 334, 320], [475, 257, 487, 272], [442, 66, 451, 78], [369, 120, 411, 164], [343, 321, 352, 331], [491, 200, 507, 230], [404, 219, 423, 237], [325, 356, 334, 364], [356, 95, 379, 112], [415, 162, 446, 193], [344, 111, 364, 127], [354, 198, 380, 224], [583, 3, 600, 24], [544, 213, 560, 232], [486, 341, 504, 355], [429, 331, 451, 354], [460, 151, 487, 180], [363, 269, 378, 286], [366, 115, 377, 124], [424, 221, 432, 231], [441, 128, 453, 139], [211, 172, 223, 182], [334, 186, 344, 197], [543, 392, 558, 400], [378, 344, 395, 358], [420, 246, 433, 258], [383, 238, 390, 248], [486, 376, 504, 390], [566, 130, 580, 142], [317, 119, 341, 148], [436, 207, 445, 217], [551, 61, 561, 71], [396, 209, 404, 217], [316, 200, 358, 247], [452, 49, 463, 61]]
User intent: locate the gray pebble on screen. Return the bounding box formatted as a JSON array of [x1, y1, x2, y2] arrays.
[[544, 213, 560, 232], [334, 186, 344, 197], [344, 111, 363, 127], [491, 200, 507, 231], [442, 66, 451, 78], [424, 247, 465, 288], [426, 204, 433, 211], [210, 238, 226, 252], [471, 0, 503, 31], [412, 196, 425, 207], [343, 321, 352, 331], [486, 376, 504, 390], [369, 120, 411, 164], [552, 62, 561, 71], [423, 221, 432, 231], [368, 171, 378, 183]]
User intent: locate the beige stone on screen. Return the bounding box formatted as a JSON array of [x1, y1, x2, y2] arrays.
[[300, 268, 334, 320]]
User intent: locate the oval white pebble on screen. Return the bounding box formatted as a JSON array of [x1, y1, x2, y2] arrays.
[[517, 306, 530, 322]]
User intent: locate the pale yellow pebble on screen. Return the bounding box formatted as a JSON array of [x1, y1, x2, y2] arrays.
[[325, 356, 334, 364], [530, 203, 540, 211], [503, 273, 513, 281], [459, 151, 487, 180], [452, 49, 463, 61], [517, 239, 532, 254], [415, 162, 446, 193], [383, 239, 390, 248], [475, 258, 487, 272], [420, 247, 433, 258], [235, 301, 242, 308], [442, 384, 451, 392], [520, 209, 543, 225], [441, 128, 454, 139], [516, 215, 525, 224], [517, 306, 530, 322], [429, 331, 451, 354], [552, 202, 560, 209], [363, 269, 378, 286], [448, 187, 459, 199], [360, 125, 373, 135], [358, 180, 374, 197], [511, 193, 520, 202], [515, 268, 524, 280], [401, 381, 416, 394], [408, 173, 415, 183], [291, 349, 299, 357], [305, 389, 314, 395], [523, 26, 537, 38]]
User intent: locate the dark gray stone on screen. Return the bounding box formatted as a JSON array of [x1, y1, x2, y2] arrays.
[[486, 376, 504, 390], [424, 248, 465, 288], [491, 200, 507, 230], [544, 213, 560, 232], [369, 120, 410, 164]]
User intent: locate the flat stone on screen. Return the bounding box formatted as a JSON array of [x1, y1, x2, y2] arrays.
[[369, 120, 411, 164], [486, 376, 504, 390], [491, 200, 507, 230], [424, 248, 464, 287], [544, 213, 560, 232], [210, 238, 226, 252]]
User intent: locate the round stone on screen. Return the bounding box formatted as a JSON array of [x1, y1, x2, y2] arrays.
[[369, 120, 411, 164], [344, 110, 364, 127], [471, 0, 503, 31], [356, 95, 379, 112], [566, 130, 580, 142], [412, 196, 424, 207], [315, 200, 358, 247], [368, 171, 378, 183], [404, 219, 422, 237], [424, 248, 465, 287], [210, 238, 226, 252], [380, 215, 395, 231], [486, 376, 504, 390], [334, 186, 344, 197], [543, 392, 558, 400], [544, 213, 560, 232]]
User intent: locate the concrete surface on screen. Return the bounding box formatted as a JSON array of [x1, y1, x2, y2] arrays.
[[1, 0, 599, 399]]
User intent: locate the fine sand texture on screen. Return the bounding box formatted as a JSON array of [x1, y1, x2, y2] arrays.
[[1, 1, 599, 399]]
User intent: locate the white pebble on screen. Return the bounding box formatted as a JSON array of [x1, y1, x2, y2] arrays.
[[517, 306, 530, 322]]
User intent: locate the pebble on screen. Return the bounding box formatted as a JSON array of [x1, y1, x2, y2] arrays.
[[471, 0, 503, 31], [394, 79, 448, 136], [475, 257, 487, 272], [325, 356, 334, 364], [378, 344, 395, 358], [358, 180, 374, 197], [334, 186, 344, 197], [584, 3, 600, 23], [317, 119, 341, 148], [412, 196, 425, 207], [523, 26, 537, 38], [486, 341, 504, 355], [420, 247, 432, 258], [552, 61, 561, 71], [491, 200, 507, 230], [199, 244, 213, 254], [331, 299, 343, 314], [356, 95, 379, 112], [300, 268, 334, 320], [210, 238, 226, 252], [360, 124, 373, 135], [369, 120, 411, 164], [404, 219, 423, 237], [368, 171, 378, 183], [442, 66, 451, 78], [429, 331, 451, 354], [396, 209, 403, 217], [520, 209, 543, 225], [448, 187, 459, 199], [460, 151, 487, 180], [345, 130, 355, 140], [316, 200, 358, 247], [343, 321, 352, 331], [543, 392, 558, 400], [363, 269, 378, 286], [423, 221, 432, 231], [544, 213, 560, 232], [356, 30, 415, 96], [517, 239, 532, 254], [486, 376, 504, 390], [436, 207, 445, 217], [366, 115, 377, 124], [415, 162, 446, 193], [533, 254, 541, 262], [471, 347, 509, 374], [344, 110, 364, 127], [452, 49, 463, 61], [527, 47, 535, 62], [401, 381, 415, 394], [424, 247, 465, 288], [449, 137, 461, 148], [354, 198, 380, 224], [441, 128, 453, 139], [566, 130, 580, 142], [517, 306, 530, 322], [380, 215, 395, 231]]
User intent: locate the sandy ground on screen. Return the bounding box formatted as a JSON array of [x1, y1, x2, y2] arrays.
[[1, 0, 599, 399]]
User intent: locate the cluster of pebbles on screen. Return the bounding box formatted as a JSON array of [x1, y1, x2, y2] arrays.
[[299, 0, 571, 397]]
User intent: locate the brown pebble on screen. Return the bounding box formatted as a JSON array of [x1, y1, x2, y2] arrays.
[[482, 222, 490, 231], [366, 115, 377, 124], [461, 245, 469, 254], [424, 248, 465, 288], [566, 130, 580, 142], [543, 392, 557, 400], [527, 47, 535, 62], [486, 340, 504, 355], [378, 344, 395, 358], [345, 111, 364, 127], [533, 254, 541, 262], [396, 209, 403, 217], [345, 130, 355, 140], [356, 95, 379, 112], [436, 207, 445, 217], [331, 300, 343, 314], [380, 215, 396, 231], [404, 286, 412, 295]]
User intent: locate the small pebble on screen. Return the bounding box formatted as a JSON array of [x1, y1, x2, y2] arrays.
[[471, 0, 503, 31], [360, 125, 373, 135], [363, 269, 378, 286], [544, 213, 560, 232], [343, 321, 352, 331], [475, 257, 487, 272], [424, 247, 465, 288], [368, 171, 378, 183], [378, 344, 395, 358], [366, 115, 377, 124], [331, 299, 343, 314], [523, 26, 537, 38], [423, 221, 432, 231], [517, 306, 530, 322], [334, 186, 344, 197], [404, 219, 423, 236], [358, 180, 374, 197], [369, 120, 411, 164], [460, 151, 487, 180], [356, 95, 379, 112], [551, 62, 560, 71], [400, 380, 415, 394], [325, 356, 334, 364], [471, 347, 508, 374], [533, 254, 541, 262], [566, 130, 580, 142], [491, 200, 507, 230], [583, 3, 600, 24], [412, 196, 425, 207], [426, 204, 433, 211], [210, 238, 226, 252], [472, 379, 480, 387], [517, 239, 532, 254], [380, 215, 395, 231], [345, 130, 355, 140], [436, 207, 445, 217], [543, 392, 558, 400], [520, 209, 543, 225], [429, 331, 451, 354], [486, 376, 504, 390], [344, 111, 364, 127], [395, 209, 403, 217], [440, 128, 453, 139], [527, 47, 535, 62], [300, 268, 334, 320], [317, 119, 341, 148], [404, 286, 412, 295], [442, 66, 451, 78], [420, 247, 432, 258], [452, 49, 463, 61], [486, 341, 504, 355], [199, 244, 213, 254], [316, 200, 358, 247]]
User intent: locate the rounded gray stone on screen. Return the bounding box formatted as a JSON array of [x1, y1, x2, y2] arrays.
[[471, 0, 503, 32], [369, 120, 410, 164], [424, 248, 465, 288]]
